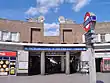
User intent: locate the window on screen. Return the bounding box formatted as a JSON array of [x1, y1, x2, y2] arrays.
[[2, 31, 10, 41], [3, 56, 9, 60], [100, 33, 105, 42], [10, 32, 20, 42], [108, 60, 110, 64], [0, 57, 2, 59], [0, 31, 20, 42], [104, 60, 108, 65], [105, 34, 110, 42], [82, 34, 85, 43], [94, 34, 99, 43], [10, 57, 16, 60]]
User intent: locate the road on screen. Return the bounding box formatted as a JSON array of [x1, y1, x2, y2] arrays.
[[0, 73, 109, 83]]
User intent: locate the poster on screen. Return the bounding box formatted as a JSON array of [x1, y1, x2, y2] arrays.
[[18, 62, 28, 70]]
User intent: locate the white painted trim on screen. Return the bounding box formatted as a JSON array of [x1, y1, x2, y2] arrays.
[[94, 43, 110, 46], [0, 41, 110, 48], [95, 56, 110, 58], [95, 52, 110, 58], [0, 41, 86, 47], [94, 49, 110, 51]]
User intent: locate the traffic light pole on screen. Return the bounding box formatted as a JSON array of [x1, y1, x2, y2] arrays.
[[87, 43, 96, 83], [83, 12, 97, 83], [86, 22, 96, 83]]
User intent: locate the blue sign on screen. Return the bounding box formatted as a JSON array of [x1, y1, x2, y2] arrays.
[[91, 16, 96, 21], [24, 47, 87, 51]]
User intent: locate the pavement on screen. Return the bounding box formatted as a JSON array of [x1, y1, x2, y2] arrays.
[[0, 73, 109, 83]]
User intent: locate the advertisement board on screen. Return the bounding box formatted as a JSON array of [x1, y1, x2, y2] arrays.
[[0, 51, 16, 57], [18, 62, 28, 70]]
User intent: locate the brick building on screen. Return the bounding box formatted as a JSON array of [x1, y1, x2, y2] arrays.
[[0, 16, 110, 76], [0, 18, 86, 44], [0, 16, 110, 44]]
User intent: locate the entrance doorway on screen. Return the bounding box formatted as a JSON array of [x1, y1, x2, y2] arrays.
[[70, 56, 80, 73], [28, 52, 41, 75], [45, 52, 81, 75], [70, 52, 80, 74], [45, 56, 63, 74], [45, 52, 66, 75], [28, 51, 81, 75], [95, 58, 102, 72]]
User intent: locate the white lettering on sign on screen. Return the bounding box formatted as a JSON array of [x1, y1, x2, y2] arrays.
[[0, 52, 5, 56]]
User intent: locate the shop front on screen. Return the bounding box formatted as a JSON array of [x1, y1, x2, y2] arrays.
[[24, 46, 86, 75], [0, 51, 17, 76]]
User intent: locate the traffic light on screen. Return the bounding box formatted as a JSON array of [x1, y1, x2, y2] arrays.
[[85, 29, 96, 44]]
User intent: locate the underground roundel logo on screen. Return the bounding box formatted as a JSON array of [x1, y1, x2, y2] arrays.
[[84, 12, 91, 32]]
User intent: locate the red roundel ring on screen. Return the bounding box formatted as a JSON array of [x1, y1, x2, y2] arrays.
[[84, 12, 91, 32]]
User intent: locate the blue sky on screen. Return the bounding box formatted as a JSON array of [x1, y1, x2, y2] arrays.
[[0, 0, 110, 36]]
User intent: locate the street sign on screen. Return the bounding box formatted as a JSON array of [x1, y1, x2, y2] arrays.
[[85, 30, 96, 44], [83, 12, 96, 32], [83, 12, 97, 44], [83, 16, 96, 27], [84, 12, 91, 32], [24, 46, 86, 51]]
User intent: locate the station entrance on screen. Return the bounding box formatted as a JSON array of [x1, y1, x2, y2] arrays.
[[45, 56, 63, 74], [45, 52, 65, 74], [70, 52, 81, 74], [28, 52, 41, 75], [28, 51, 81, 75], [95, 58, 102, 72]]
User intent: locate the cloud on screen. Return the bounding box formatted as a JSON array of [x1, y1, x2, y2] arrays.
[[44, 23, 59, 36], [26, 0, 64, 15], [73, 0, 91, 12], [54, 8, 60, 13], [26, 0, 91, 16], [25, 7, 48, 16], [25, 7, 38, 16], [103, 20, 110, 22]]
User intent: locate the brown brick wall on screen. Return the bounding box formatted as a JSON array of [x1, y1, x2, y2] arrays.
[[0, 19, 110, 44], [0, 19, 44, 43], [43, 36, 60, 44], [95, 22, 110, 34], [60, 24, 84, 43]]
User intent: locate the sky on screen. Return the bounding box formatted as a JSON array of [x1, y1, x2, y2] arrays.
[[0, 0, 110, 36]]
